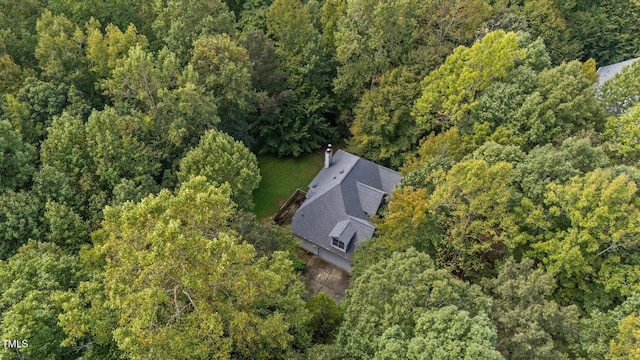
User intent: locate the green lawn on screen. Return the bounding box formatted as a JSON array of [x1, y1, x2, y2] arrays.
[[253, 151, 324, 219]]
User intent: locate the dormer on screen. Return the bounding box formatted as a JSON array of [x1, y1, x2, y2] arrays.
[[328, 220, 356, 252]]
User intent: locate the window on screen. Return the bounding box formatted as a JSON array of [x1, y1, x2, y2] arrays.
[[332, 237, 345, 251]]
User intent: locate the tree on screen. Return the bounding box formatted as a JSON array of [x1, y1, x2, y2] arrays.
[[338, 248, 494, 359], [405, 306, 503, 360], [469, 141, 525, 166], [516, 60, 605, 146], [512, 137, 609, 205], [241, 29, 298, 154], [83, 177, 310, 359], [35, 11, 97, 100], [607, 313, 640, 360], [0, 241, 81, 359], [404, 127, 473, 171], [0, 120, 34, 192], [190, 34, 255, 144], [0, 54, 30, 95], [578, 293, 640, 359], [319, 0, 346, 52], [102, 45, 174, 113], [3, 77, 88, 147], [604, 104, 640, 165], [305, 293, 344, 344], [40, 112, 93, 185], [178, 129, 260, 211], [47, 0, 156, 44], [425, 159, 519, 277], [533, 169, 640, 310], [333, 0, 421, 100], [103, 45, 219, 183], [39, 113, 100, 224], [32, 165, 90, 226], [597, 59, 640, 116], [415, 32, 604, 149], [238, 0, 273, 32], [561, 0, 640, 65], [229, 211, 297, 257], [152, 0, 236, 63], [482, 258, 580, 359], [0, 0, 46, 68], [464, 65, 539, 140], [264, 0, 334, 156], [348, 67, 424, 168], [44, 201, 90, 254], [519, 0, 581, 64], [370, 306, 503, 360], [471, 59, 606, 149], [333, 0, 491, 103], [412, 30, 524, 133], [85, 22, 149, 80], [86, 107, 161, 205], [358, 187, 443, 277], [559, 136, 609, 174], [0, 191, 42, 260]]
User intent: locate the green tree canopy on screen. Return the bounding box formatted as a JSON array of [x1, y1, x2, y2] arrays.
[[85, 22, 149, 80], [482, 258, 580, 359], [305, 293, 345, 345], [413, 30, 524, 133], [103, 45, 219, 182], [598, 59, 640, 117], [190, 34, 255, 144], [607, 313, 640, 360], [333, 0, 491, 103], [425, 159, 519, 277], [35, 11, 97, 100], [533, 169, 640, 310], [178, 129, 261, 211], [85, 177, 310, 359], [152, 0, 236, 62], [3, 77, 88, 147], [604, 104, 640, 165], [0, 0, 46, 68], [0, 120, 34, 192], [85, 107, 161, 205], [264, 0, 333, 155], [339, 248, 494, 358], [348, 67, 424, 168], [0, 191, 43, 260], [513, 137, 609, 204], [579, 293, 640, 359], [0, 241, 81, 359]]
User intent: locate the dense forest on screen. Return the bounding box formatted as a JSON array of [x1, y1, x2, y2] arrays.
[[1, 0, 640, 358]]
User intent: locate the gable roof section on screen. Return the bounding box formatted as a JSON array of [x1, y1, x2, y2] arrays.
[[357, 182, 386, 215], [292, 150, 402, 263]]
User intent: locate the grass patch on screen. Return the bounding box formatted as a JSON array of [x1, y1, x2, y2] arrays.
[[253, 151, 323, 219]]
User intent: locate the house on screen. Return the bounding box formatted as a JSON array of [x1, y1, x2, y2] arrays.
[[596, 57, 639, 88], [291, 146, 402, 271]]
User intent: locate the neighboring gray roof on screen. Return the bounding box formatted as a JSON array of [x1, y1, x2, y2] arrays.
[[597, 58, 640, 88], [292, 150, 402, 263]]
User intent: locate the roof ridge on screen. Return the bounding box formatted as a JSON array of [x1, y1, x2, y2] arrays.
[[356, 181, 387, 194]]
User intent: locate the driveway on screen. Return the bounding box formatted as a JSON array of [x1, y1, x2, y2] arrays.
[[301, 253, 350, 301]]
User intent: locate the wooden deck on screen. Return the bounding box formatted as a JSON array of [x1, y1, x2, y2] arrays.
[[272, 189, 306, 225]]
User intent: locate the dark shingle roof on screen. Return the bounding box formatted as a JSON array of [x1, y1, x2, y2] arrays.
[[292, 150, 402, 262]]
